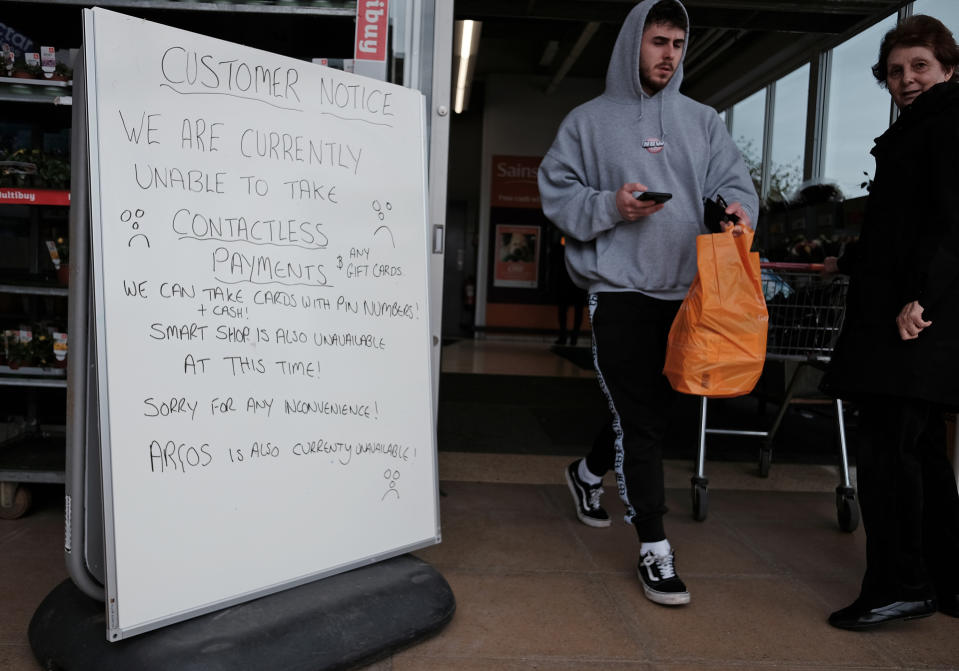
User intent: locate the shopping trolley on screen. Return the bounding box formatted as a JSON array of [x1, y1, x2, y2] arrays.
[[690, 262, 860, 532]]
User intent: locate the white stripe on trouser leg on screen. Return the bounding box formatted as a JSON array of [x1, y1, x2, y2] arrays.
[[588, 293, 636, 524]]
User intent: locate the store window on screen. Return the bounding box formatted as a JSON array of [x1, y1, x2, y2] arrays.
[[767, 64, 808, 205], [912, 0, 959, 31], [729, 88, 765, 196], [823, 15, 897, 200]]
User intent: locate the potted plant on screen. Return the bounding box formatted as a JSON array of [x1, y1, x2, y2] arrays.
[[0, 147, 38, 188], [34, 150, 70, 190], [4, 335, 31, 370], [1, 47, 13, 77], [30, 332, 54, 368], [11, 60, 32, 78], [52, 331, 68, 368], [51, 62, 72, 82]]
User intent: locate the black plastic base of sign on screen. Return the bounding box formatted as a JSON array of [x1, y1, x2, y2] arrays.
[[29, 554, 455, 671]]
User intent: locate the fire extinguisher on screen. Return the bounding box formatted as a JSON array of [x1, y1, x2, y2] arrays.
[[463, 276, 475, 308]]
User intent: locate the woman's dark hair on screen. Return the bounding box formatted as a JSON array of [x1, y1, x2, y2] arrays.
[[646, 0, 688, 32], [872, 14, 959, 85]]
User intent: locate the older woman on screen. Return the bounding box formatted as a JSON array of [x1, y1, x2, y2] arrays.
[[821, 14, 959, 631]]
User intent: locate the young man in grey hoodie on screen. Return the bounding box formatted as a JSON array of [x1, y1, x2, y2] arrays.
[[538, 0, 757, 606]]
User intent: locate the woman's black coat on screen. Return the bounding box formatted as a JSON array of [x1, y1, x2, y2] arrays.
[[821, 81, 959, 409]]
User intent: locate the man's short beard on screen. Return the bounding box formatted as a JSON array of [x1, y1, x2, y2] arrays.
[[640, 73, 668, 94]]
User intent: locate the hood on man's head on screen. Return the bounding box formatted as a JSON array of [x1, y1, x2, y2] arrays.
[[605, 0, 690, 101]]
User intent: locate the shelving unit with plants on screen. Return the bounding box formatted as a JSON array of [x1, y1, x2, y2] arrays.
[[0, 48, 73, 518]]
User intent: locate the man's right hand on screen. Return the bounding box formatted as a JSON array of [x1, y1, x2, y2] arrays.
[[616, 182, 666, 221]]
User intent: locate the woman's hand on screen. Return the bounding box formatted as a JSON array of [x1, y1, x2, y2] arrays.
[[896, 300, 931, 340], [822, 256, 840, 275]]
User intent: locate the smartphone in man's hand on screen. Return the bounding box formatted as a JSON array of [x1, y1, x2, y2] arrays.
[[632, 191, 672, 204]]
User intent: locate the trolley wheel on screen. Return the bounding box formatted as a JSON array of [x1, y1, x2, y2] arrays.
[[691, 479, 708, 522], [0, 484, 33, 520], [836, 487, 859, 533], [758, 447, 772, 478]]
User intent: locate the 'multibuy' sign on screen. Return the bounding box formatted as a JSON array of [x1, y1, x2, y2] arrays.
[[354, 0, 389, 62], [0, 188, 70, 206]]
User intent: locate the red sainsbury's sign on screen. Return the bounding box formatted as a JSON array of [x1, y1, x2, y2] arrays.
[[491, 155, 542, 209], [354, 0, 389, 62]]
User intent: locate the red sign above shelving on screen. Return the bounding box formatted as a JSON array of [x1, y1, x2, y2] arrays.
[[0, 188, 70, 206], [354, 0, 389, 62]]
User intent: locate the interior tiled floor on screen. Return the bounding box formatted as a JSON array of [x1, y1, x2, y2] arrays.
[[440, 337, 597, 379], [2, 338, 957, 670]]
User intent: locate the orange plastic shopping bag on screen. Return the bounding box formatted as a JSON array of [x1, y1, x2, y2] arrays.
[[663, 225, 768, 398]]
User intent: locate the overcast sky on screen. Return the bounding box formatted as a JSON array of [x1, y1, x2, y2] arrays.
[[730, 0, 958, 201]]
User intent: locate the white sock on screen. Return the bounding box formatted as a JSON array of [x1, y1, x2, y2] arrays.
[[641, 539, 671, 557], [577, 459, 602, 485]]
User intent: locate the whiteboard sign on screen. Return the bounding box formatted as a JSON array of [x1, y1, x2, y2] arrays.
[[82, 8, 438, 640]]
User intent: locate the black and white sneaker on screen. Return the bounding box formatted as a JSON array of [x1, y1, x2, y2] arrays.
[[565, 460, 610, 527], [637, 550, 690, 605]]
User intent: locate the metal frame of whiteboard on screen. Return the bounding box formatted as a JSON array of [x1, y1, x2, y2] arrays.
[[82, 8, 440, 641], [82, 15, 118, 630], [64, 52, 108, 601]]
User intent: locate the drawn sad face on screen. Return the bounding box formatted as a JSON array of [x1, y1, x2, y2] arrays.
[[123, 208, 149, 248], [382, 468, 400, 500]]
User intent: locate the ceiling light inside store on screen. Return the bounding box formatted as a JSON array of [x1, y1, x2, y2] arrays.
[[453, 19, 482, 114], [539, 40, 559, 67]]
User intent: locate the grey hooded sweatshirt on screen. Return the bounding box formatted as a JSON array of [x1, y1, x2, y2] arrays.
[[537, 0, 758, 300]]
